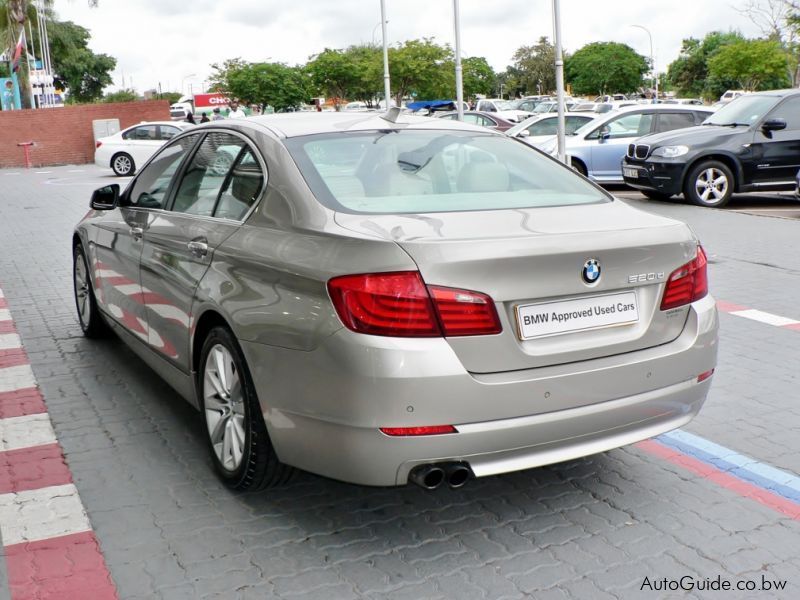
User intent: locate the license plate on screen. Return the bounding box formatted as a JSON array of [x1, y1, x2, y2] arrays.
[[516, 291, 639, 340], [623, 167, 639, 179]]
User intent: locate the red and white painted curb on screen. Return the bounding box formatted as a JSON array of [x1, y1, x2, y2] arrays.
[[717, 300, 800, 331], [0, 289, 117, 600]]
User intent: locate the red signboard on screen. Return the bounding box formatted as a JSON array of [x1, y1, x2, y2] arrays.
[[193, 93, 229, 109]]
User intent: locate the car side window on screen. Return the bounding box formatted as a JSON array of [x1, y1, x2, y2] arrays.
[[590, 113, 653, 140], [657, 112, 695, 133], [479, 115, 495, 127], [566, 116, 589, 134], [766, 97, 800, 130], [528, 118, 557, 136], [171, 133, 247, 217], [463, 114, 481, 125], [215, 149, 265, 220], [127, 134, 200, 209], [159, 126, 181, 140], [123, 125, 158, 141]]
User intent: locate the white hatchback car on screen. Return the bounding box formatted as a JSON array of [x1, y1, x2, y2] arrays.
[[95, 121, 195, 176]]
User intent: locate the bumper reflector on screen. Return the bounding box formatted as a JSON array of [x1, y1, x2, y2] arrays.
[[380, 425, 457, 436], [697, 369, 714, 383]]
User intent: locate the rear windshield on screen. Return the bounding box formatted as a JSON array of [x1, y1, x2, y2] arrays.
[[285, 130, 609, 214]]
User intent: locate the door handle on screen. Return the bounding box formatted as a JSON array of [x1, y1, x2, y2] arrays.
[[187, 240, 208, 257], [130, 226, 143, 240]]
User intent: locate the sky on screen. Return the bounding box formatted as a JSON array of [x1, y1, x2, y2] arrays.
[[52, 0, 764, 96]]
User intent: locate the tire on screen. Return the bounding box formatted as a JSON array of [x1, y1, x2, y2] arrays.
[[198, 326, 291, 491], [641, 189, 674, 201], [570, 158, 587, 176], [111, 153, 135, 177], [683, 160, 734, 207], [73, 244, 109, 338]]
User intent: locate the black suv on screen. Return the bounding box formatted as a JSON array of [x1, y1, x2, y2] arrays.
[[622, 89, 800, 207]]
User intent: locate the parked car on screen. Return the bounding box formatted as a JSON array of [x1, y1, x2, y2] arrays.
[[73, 112, 717, 491], [474, 98, 532, 122], [539, 104, 713, 183], [720, 90, 747, 103], [436, 110, 515, 132], [531, 100, 578, 114], [622, 89, 800, 206], [95, 121, 195, 176], [505, 112, 594, 147]]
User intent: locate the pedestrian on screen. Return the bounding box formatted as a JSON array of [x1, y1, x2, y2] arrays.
[[185, 111, 196, 124], [227, 100, 247, 119], [199, 112, 210, 123], [211, 107, 224, 121]]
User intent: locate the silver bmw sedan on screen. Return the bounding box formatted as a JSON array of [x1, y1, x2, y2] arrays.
[[73, 111, 718, 491]]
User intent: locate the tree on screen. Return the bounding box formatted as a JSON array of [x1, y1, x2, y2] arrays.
[[306, 45, 381, 109], [388, 38, 454, 105], [212, 59, 311, 111], [735, 0, 798, 85], [47, 20, 115, 103], [510, 37, 557, 95], [707, 38, 790, 90], [461, 56, 495, 98], [103, 88, 137, 103], [666, 31, 744, 100], [565, 42, 648, 96]]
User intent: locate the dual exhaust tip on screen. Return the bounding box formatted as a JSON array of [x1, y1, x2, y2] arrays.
[[409, 462, 472, 490]]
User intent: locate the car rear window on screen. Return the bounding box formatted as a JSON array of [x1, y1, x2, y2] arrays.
[[285, 130, 609, 214]]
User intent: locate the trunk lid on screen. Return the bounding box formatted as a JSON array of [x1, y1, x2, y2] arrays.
[[335, 200, 698, 373]]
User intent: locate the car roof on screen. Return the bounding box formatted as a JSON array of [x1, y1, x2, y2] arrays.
[[746, 88, 800, 98], [243, 112, 492, 138]]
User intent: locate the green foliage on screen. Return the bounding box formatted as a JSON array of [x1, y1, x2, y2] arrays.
[[461, 56, 495, 98], [47, 20, 115, 103], [103, 88, 138, 103], [389, 38, 454, 104], [666, 31, 745, 99], [160, 91, 182, 104], [306, 45, 381, 107], [707, 38, 790, 90], [211, 59, 310, 111], [565, 42, 648, 96], [510, 37, 557, 95]]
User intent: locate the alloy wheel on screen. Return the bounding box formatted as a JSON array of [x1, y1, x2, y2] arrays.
[[74, 255, 91, 327], [203, 344, 246, 471], [694, 168, 728, 205], [113, 155, 132, 175]]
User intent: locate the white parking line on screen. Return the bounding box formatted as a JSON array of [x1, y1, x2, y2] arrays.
[[0, 333, 22, 350], [0, 413, 57, 451], [729, 309, 800, 327], [0, 484, 91, 546], [0, 364, 37, 394]]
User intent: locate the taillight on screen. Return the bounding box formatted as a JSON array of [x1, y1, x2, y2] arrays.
[[327, 271, 502, 338], [660, 246, 708, 310], [95, 141, 102, 149], [428, 286, 502, 336]]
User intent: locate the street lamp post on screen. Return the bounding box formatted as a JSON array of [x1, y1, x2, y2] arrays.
[[453, 0, 464, 120], [553, 0, 567, 164], [631, 24, 657, 102], [181, 73, 196, 98], [380, 0, 391, 109]]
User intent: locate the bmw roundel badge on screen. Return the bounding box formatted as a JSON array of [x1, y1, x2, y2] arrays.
[[582, 259, 601, 284]]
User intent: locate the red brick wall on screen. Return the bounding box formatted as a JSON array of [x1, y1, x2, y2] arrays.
[[0, 101, 171, 168]]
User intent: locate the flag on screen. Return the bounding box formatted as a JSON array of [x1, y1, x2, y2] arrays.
[[11, 27, 25, 73]]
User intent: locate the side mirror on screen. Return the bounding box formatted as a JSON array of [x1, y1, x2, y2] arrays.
[[517, 130, 531, 138], [762, 118, 786, 133], [598, 126, 611, 142], [90, 184, 119, 210]]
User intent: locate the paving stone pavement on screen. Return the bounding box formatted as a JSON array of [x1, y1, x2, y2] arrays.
[[1, 166, 799, 599]]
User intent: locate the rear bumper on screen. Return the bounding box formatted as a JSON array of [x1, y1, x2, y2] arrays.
[[622, 159, 685, 195], [241, 295, 718, 486]]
